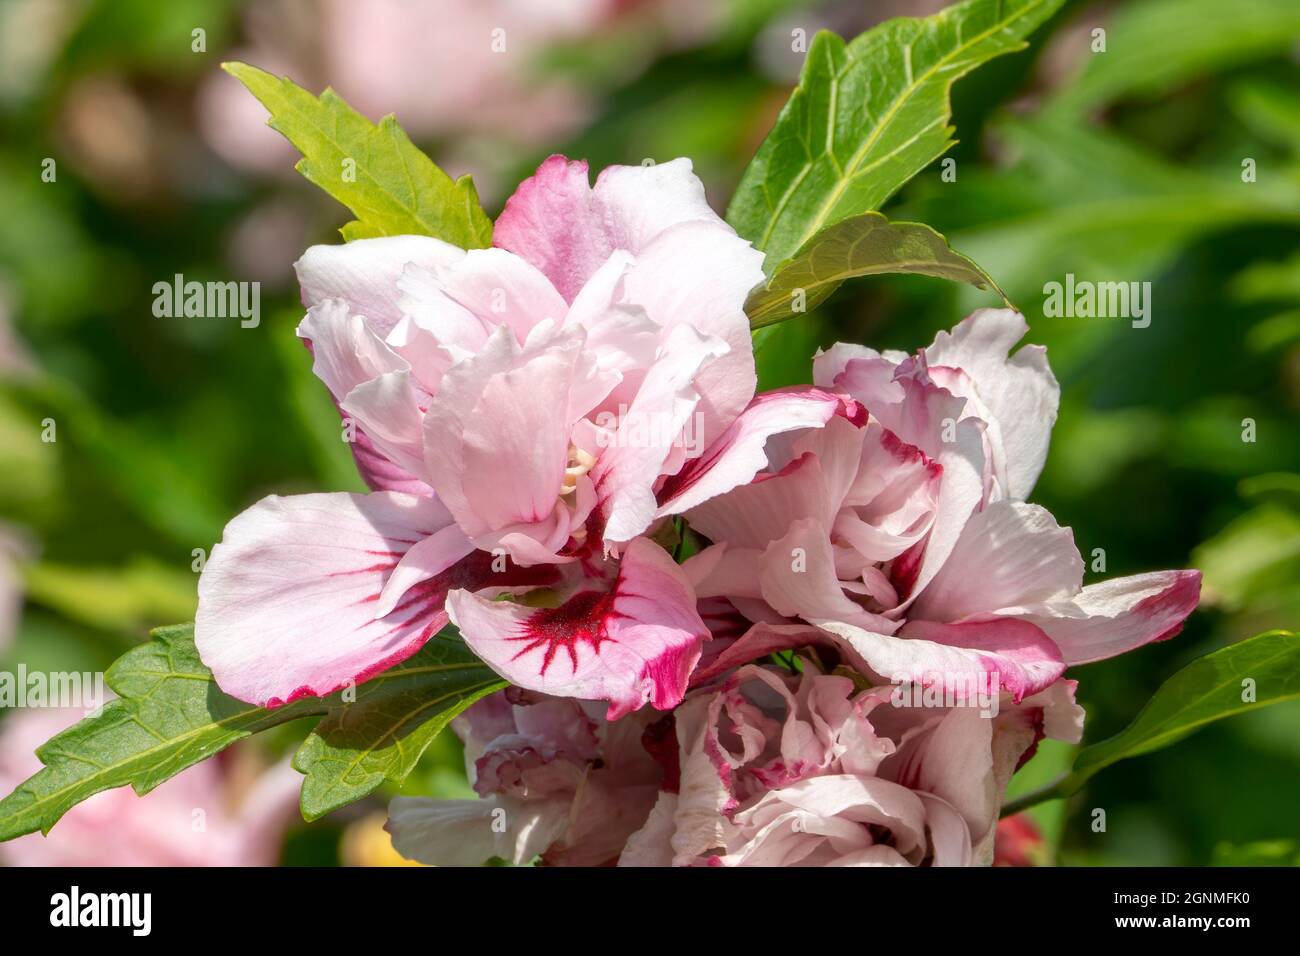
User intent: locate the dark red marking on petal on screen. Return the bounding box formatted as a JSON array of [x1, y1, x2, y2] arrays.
[[331, 561, 400, 577], [751, 450, 817, 485], [641, 715, 681, 793], [389, 549, 561, 619], [879, 426, 942, 481], [698, 597, 747, 641], [560, 507, 607, 568], [267, 551, 559, 709], [509, 589, 624, 676], [889, 538, 925, 601]]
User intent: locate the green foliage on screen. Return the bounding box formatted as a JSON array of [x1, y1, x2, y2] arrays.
[[0, 625, 499, 840], [727, 0, 1065, 277], [1, 377, 230, 547], [1049, 0, 1300, 116], [745, 212, 1002, 328], [293, 642, 502, 821], [921, 116, 1300, 330], [1195, 502, 1300, 612], [223, 62, 493, 246], [1004, 631, 1300, 815], [1230, 80, 1300, 155], [3, 0, 1298, 867], [49, 0, 234, 79], [1211, 839, 1300, 866], [22, 557, 197, 633]]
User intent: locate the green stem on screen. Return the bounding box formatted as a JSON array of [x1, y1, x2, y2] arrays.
[[1000, 773, 1074, 817]]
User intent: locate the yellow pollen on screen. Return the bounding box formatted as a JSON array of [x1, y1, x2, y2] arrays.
[[560, 445, 596, 495]]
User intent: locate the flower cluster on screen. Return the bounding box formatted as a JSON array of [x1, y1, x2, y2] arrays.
[[195, 156, 1199, 866]]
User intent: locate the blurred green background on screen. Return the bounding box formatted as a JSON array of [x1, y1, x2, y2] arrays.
[[0, 0, 1296, 865]]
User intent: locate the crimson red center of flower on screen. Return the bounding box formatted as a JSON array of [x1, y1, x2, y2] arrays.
[[510, 590, 621, 676]]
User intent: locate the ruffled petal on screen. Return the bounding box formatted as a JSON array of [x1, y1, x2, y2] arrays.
[[591, 158, 725, 253], [658, 387, 858, 518], [818, 617, 1066, 703], [448, 537, 708, 719], [1008, 570, 1201, 665], [433, 247, 569, 344], [296, 235, 465, 337], [196, 492, 458, 706], [492, 155, 613, 303], [592, 323, 728, 545], [911, 500, 1084, 622], [923, 309, 1059, 500], [386, 794, 569, 866]]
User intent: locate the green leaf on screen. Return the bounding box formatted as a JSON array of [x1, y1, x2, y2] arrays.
[[726, 0, 1065, 273], [1049, 0, 1300, 116], [907, 116, 1300, 350], [745, 212, 1003, 328], [0, 624, 322, 840], [1073, 630, 1300, 779], [293, 634, 502, 821], [1003, 630, 1300, 816], [1211, 839, 1300, 866], [1230, 80, 1300, 156], [1193, 504, 1300, 612], [0, 624, 499, 840], [22, 557, 197, 633], [222, 61, 493, 247]]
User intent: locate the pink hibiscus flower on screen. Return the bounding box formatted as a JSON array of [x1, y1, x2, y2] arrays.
[[684, 309, 1201, 703], [386, 688, 663, 866], [196, 156, 835, 719], [618, 664, 1082, 867]]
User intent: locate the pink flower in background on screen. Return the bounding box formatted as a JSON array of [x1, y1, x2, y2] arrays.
[[198, 156, 819, 719], [618, 665, 1082, 867], [994, 813, 1046, 866], [197, 0, 724, 186], [685, 309, 1200, 703], [387, 688, 662, 866], [197, 0, 612, 178], [0, 708, 299, 867]]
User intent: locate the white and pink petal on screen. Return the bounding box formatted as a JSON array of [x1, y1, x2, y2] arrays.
[[295, 235, 465, 337], [448, 536, 709, 720], [194, 492, 556, 707], [1005, 569, 1201, 665]]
